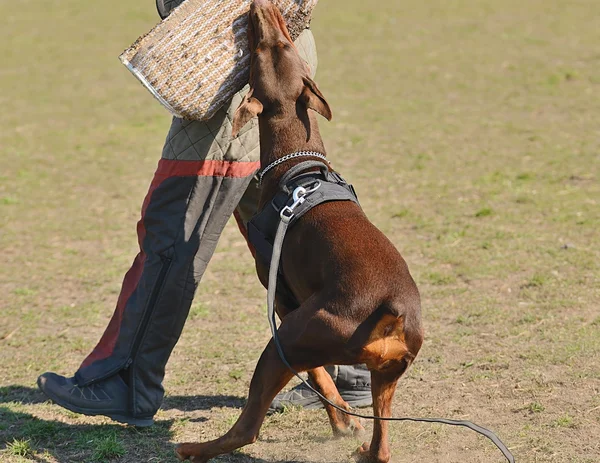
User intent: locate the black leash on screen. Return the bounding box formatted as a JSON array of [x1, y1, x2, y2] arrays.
[[266, 186, 516, 463]]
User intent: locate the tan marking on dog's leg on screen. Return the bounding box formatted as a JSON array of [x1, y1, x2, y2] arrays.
[[308, 367, 364, 437], [359, 314, 409, 371]]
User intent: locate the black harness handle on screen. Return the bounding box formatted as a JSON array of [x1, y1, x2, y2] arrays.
[[278, 160, 330, 192]]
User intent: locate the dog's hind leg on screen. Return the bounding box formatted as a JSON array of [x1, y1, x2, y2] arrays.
[[175, 340, 295, 462], [176, 296, 337, 462], [307, 367, 364, 437], [353, 312, 422, 463], [354, 368, 403, 463]]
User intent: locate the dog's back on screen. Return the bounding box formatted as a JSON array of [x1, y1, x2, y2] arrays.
[[282, 199, 423, 369]]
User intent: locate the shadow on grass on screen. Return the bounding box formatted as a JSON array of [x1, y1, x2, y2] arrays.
[[0, 385, 247, 412], [0, 385, 48, 405], [0, 387, 331, 463], [0, 404, 177, 462], [162, 394, 246, 411]]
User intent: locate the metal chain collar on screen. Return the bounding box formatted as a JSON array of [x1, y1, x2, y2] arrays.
[[256, 151, 329, 185]]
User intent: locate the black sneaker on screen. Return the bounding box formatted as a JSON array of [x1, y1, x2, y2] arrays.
[[269, 365, 372, 413], [156, 0, 187, 19], [37, 372, 153, 427]]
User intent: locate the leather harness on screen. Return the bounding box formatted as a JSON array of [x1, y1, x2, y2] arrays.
[[247, 159, 360, 308]]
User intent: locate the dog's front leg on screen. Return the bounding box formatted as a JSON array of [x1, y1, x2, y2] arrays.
[[175, 342, 294, 462]]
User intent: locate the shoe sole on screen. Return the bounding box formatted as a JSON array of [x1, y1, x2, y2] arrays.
[[37, 377, 154, 427]]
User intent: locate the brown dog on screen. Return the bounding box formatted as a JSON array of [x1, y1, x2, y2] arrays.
[[176, 1, 423, 461]]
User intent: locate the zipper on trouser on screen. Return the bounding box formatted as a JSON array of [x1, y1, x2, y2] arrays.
[[75, 257, 173, 388], [128, 256, 172, 417]]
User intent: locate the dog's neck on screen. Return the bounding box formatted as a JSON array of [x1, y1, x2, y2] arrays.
[[258, 110, 326, 167], [256, 109, 327, 206]]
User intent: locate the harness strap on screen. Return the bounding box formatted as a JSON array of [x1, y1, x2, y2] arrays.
[[266, 187, 515, 463], [278, 160, 329, 192]]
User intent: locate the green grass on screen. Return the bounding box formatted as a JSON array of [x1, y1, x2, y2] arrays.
[[474, 207, 493, 218], [20, 420, 60, 440], [91, 433, 126, 462], [554, 414, 576, 429], [5, 439, 33, 458], [1, 0, 599, 462], [528, 402, 545, 414]]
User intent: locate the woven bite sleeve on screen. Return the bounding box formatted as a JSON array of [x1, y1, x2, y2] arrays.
[[122, 0, 319, 120], [161, 28, 317, 162]]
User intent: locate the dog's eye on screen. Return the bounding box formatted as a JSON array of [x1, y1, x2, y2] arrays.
[[276, 40, 289, 49]]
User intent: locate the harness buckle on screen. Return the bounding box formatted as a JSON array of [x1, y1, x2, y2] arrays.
[[279, 182, 321, 223], [279, 206, 295, 223]]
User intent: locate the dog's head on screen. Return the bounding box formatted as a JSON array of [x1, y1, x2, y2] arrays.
[[231, 0, 331, 137]]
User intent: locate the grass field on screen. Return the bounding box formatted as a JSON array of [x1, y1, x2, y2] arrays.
[[1, 0, 599, 461]]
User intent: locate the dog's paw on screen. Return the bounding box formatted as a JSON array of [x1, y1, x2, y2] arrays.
[[353, 442, 370, 462], [174, 444, 190, 461], [350, 417, 366, 438], [333, 416, 365, 439], [353, 442, 391, 463], [330, 403, 366, 438], [175, 443, 209, 462]]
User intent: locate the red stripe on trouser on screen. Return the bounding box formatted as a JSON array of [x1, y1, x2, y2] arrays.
[[80, 159, 260, 369]]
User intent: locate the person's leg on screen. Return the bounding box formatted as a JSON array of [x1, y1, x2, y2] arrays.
[[36, 26, 328, 425], [38, 84, 261, 425], [37, 0, 261, 425]]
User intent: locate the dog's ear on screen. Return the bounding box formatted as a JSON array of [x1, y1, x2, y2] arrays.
[[300, 77, 332, 121], [232, 89, 263, 138]]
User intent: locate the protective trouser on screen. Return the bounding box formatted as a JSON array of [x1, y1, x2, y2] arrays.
[[74, 30, 318, 419]]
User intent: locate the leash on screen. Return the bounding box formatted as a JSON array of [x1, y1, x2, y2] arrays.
[[266, 185, 516, 463]]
